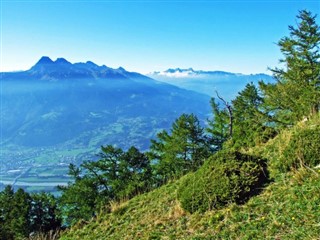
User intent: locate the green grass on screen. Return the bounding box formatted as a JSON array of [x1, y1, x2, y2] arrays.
[[61, 168, 320, 240], [60, 116, 320, 239]]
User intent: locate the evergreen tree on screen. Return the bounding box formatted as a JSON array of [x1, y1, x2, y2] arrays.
[[0, 186, 31, 239], [0, 185, 15, 239], [80, 145, 152, 200], [81, 145, 123, 198], [59, 145, 152, 225], [149, 114, 210, 183], [119, 146, 152, 198], [231, 83, 274, 149], [260, 10, 320, 125], [206, 97, 231, 151], [30, 192, 61, 233], [10, 189, 31, 238], [58, 176, 100, 225]]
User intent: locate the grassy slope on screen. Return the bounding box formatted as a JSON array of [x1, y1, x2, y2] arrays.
[[61, 117, 320, 239]]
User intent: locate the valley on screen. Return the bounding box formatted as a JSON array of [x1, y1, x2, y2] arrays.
[[0, 57, 275, 194], [0, 57, 212, 193]]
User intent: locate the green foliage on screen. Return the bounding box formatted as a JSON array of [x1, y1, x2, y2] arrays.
[[206, 98, 230, 151], [149, 113, 210, 184], [59, 145, 153, 225], [58, 10, 320, 239], [58, 177, 100, 226], [0, 186, 31, 239], [0, 186, 61, 239], [11, 189, 31, 238], [231, 83, 274, 149], [60, 167, 320, 240], [177, 151, 268, 213], [0, 185, 15, 239], [112, 146, 153, 199], [276, 125, 320, 173], [4, 10, 319, 239], [260, 10, 320, 125], [30, 192, 62, 233]]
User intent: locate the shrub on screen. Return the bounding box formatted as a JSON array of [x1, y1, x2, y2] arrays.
[[177, 151, 268, 213], [278, 126, 320, 173]]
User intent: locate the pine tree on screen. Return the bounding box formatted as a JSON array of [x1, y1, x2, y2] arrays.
[[232, 83, 274, 149], [206, 97, 231, 151], [116, 146, 152, 199], [149, 114, 210, 183], [59, 145, 153, 224], [58, 176, 99, 225], [0, 187, 31, 239], [0, 185, 15, 239], [30, 192, 61, 233], [260, 10, 320, 125], [10, 189, 31, 238]]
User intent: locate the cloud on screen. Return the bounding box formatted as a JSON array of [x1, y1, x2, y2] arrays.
[[151, 69, 198, 78]]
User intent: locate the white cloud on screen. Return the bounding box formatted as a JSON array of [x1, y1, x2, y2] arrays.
[[153, 69, 197, 78]]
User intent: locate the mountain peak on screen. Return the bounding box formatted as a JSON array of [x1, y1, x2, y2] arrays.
[[117, 67, 126, 72], [55, 58, 71, 65], [29, 56, 55, 73], [23, 56, 139, 80], [85, 61, 99, 67], [36, 56, 54, 65]]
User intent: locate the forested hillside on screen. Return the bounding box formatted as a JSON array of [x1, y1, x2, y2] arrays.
[[0, 10, 319, 240]]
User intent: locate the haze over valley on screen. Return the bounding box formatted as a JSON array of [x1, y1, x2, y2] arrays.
[[148, 68, 275, 101], [1, 57, 213, 192], [0, 56, 276, 193]]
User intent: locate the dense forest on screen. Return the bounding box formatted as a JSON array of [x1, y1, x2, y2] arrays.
[[1, 10, 319, 239]]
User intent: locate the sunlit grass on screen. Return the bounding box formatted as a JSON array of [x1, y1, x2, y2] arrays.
[[61, 167, 320, 239], [61, 116, 320, 239]]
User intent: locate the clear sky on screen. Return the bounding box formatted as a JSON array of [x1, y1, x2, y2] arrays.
[[0, 0, 319, 74]]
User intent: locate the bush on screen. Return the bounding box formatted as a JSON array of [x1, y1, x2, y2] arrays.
[[278, 126, 320, 173], [177, 151, 268, 213]]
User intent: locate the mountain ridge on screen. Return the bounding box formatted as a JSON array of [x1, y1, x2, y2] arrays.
[[148, 68, 275, 100], [1, 57, 150, 82], [0, 57, 212, 193], [149, 68, 271, 78]]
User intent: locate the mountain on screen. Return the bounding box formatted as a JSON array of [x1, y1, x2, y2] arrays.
[[3, 56, 136, 81], [0, 57, 211, 193], [148, 68, 275, 101], [2, 57, 212, 147]]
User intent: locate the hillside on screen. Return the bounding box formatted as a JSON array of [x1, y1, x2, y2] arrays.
[[60, 116, 320, 239]]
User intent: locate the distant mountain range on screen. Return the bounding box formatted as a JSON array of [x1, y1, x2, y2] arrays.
[[3, 56, 144, 81], [151, 68, 238, 78], [1, 57, 212, 149], [0, 57, 275, 192], [148, 68, 275, 100], [0, 57, 213, 192]]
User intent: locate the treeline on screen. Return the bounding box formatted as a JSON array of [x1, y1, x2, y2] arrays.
[[0, 10, 319, 239], [0, 186, 61, 239]]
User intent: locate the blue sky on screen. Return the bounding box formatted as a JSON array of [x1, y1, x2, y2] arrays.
[[0, 0, 319, 74]]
